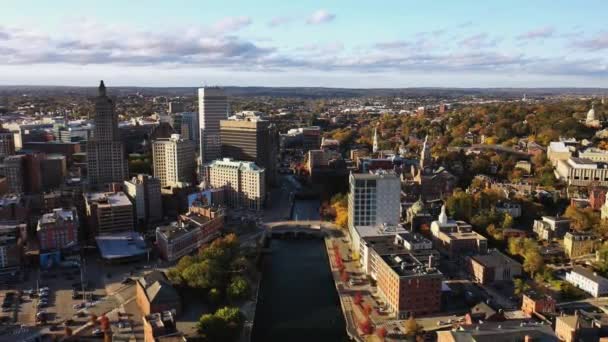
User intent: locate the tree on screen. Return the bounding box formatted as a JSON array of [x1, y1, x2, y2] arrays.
[[502, 213, 514, 229], [227, 276, 250, 301], [523, 250, 544, 277], [197, 307, 244, 342], [563, 205, 596, 231], [208, 288, 222, 305], [513, 278, 530, 296]]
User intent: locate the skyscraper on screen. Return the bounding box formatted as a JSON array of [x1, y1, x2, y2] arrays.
[[152, 134, 196, 187], [87, 81, 129, 188], [0, 125, 15, 160], [198, 87, 228, 163], [220, 117, 278, 185]]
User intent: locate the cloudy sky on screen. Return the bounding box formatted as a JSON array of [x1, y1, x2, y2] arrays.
[[1, 0, 607, 88]]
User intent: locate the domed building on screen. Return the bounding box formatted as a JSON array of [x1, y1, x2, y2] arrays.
[[585, 104, 601, 128]]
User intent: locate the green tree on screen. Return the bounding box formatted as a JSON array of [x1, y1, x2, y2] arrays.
[[196, 307, 244, 342], [513, 278, 530, 296], [208, 288, 222, 305], [523, 250, 544, 277], [502, 213, 514, 229], [227, 276, 250, 301]]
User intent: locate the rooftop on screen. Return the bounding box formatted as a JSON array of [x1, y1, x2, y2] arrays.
[[38, 207, 77, 226], [208, 158, 264, 172], [351, 170, 399, 180], [471, 250, 520, 269], [381, 253, 441, 279], [85, 191, 132, 207], [570, 266, 608, 284], [95, 231, 147, 260], [156, 221, 201, 241]]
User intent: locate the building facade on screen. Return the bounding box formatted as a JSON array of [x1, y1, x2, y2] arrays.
[[220, 118, 277, 185], [204, 158, 265, 211], [0, 223, 23, 271], [430, 205, 488, 259], [533, 216, 571, 241], [152, 134, 196, 188], [565, 266, 608, 297], [156, 205, 224, 261], [555, 157, 608, 187], [564, 232, 595, 258], [376, 253, 442, 318], [124, 175, 163, 226], [0, 126, 15, 160], [86, 81, 129, 188], [469, 250, 522, 284], [347, 171, 401, 252], [37, 207, 78, 251], [198, 87, 228, 163], [84, 191, 134, 237]]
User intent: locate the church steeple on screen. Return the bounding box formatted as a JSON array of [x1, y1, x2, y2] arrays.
[[372, 126, 379, 154], [420, 135, 431, 169], [98, 80, 106, 97]]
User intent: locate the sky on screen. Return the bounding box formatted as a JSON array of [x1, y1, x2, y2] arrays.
[[1, 0, 607, 88]]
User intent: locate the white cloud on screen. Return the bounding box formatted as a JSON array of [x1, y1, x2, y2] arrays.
[[306, 10, 335, 25], [211, 16, 252, 33], [267, 16, 293, 27], [517, 26, 555, 40]]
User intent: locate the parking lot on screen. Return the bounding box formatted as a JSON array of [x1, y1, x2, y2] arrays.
[[0, 254, 154, 334]]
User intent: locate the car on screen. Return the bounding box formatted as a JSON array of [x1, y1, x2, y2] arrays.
[[73, 303, 85, 310], [64, 319, 74, 326], [36, 302, 46, 308], [2, 307, 12, 312], [49, 325, 62, 331], [92, 328, 103, 336]]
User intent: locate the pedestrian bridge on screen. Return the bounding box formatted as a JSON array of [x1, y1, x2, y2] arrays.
[[262, 220, 342, 238]]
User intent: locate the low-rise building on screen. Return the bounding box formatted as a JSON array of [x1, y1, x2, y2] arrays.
[[437, 322, 557, 341], [156, 205, 224, 262], [564, 232, 595, 258], [495, 201, 522, 218], [565, 266, 608, 297], [143, 310, 184, 342], [0, 223, 23, 274], [469, 249, 522, 284], [136, 271, 181, 316], [579, 147, 608, 163], [555, 157, 608, 187], [555, 313, 601, 342], [548, 141, 572, 166], [376, 253, 442, 318], [521, 291, 556, 318], [533, 216, 571, 241], [84, 191, 134, 237], [36, 207, 78, 251], [430, 205, 488, 259]]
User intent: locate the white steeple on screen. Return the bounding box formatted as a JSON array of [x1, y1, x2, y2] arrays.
[[373, 126, 379, 153], [420, 135, 431, 169], [587, 104, 596, 123], [438, 204, 448, 225]]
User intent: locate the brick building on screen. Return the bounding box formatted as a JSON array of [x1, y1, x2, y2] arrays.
[[36, 207, 78, 251]]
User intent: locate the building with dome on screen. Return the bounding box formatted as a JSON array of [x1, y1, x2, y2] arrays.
[[430, 205, 487, 259], [585, 104, 601, 128]]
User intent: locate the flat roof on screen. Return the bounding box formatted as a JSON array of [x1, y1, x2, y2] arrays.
[[85, 191, 132, 207], [381, 254, 442, 279], [471, 250, 520, 268], [571, 266, 608, 284], [96, 232, 147, 260]]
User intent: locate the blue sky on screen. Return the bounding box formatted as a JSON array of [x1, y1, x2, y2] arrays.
[[1, 0, 607, 87]]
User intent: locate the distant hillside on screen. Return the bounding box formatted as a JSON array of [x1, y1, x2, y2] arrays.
[[0, 85, 607, 98]]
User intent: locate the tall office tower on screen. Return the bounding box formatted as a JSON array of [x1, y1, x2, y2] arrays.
[[168, 101, 184, 114], [124, 174, 163, 225], [348, 171, 401, 250], [220, 117, 278, 185], [179, 112, 200, 148], [0, 125, 15, 160], [198, 87, 228, 163], [0, 155, 25, 193], [87, 81, 129, 188], [152, 134, 196, 188], [204, 158, 265, 211]]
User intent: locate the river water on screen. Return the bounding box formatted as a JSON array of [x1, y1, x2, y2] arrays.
[[251, 199, 349, 342]]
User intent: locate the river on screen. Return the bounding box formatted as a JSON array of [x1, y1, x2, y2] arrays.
[[252, 199, 349, 342]]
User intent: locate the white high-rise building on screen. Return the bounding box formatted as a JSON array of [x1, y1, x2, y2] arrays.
[[124, 174, 163, 225], [348, 171, 403, 254], [152, 134, 196, 188], [204, 158, 265, 211], [198, 87, 228, 163]]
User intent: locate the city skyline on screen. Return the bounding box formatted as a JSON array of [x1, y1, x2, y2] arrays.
[[1, 0, 607, 88]]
